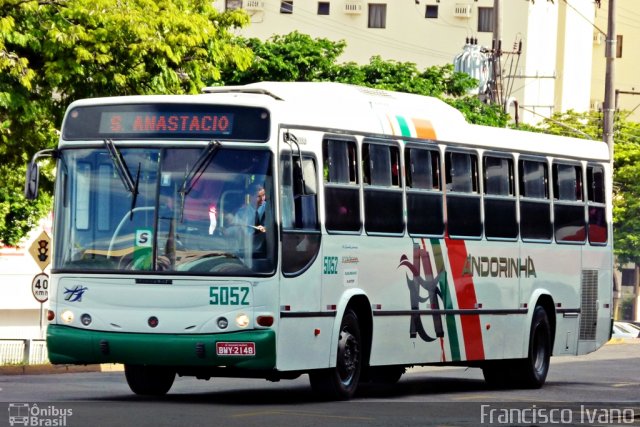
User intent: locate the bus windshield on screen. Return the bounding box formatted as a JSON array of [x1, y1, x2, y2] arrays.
[[54, 146, 275, 275]]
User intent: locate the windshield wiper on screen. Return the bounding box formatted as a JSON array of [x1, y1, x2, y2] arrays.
[[179, 140, 221, 222], [103, 139, 139, 220]]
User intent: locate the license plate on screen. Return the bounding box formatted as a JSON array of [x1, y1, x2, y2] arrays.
[[216, 342, 256, 356]]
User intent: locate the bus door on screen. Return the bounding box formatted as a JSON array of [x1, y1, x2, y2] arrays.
[[276, 139, 326, 370]]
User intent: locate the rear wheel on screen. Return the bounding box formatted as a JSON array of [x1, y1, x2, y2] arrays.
[[513, 305, 551, 388], [124, 365, 175, 396], [482, 305, 551, 389], [309, 309, 362, 400]]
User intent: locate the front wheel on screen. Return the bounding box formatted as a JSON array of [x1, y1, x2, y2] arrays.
[[309, 309, 362, 400], [124, 365, 175, 396]]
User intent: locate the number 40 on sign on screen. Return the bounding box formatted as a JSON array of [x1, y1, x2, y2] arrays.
[[32, 272, 49, 303]]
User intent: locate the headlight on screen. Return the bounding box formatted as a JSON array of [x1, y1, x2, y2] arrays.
[[235, 313, 250, 328], [60, 310, 74, 324]]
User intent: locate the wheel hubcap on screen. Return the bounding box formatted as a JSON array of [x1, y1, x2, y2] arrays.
[[337, 329, 359, 384]]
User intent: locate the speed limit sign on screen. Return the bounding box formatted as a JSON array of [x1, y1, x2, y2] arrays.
[[32, 272, 49, 303]]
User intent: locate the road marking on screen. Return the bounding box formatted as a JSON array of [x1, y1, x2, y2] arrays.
[[612, 382, 640, 388]]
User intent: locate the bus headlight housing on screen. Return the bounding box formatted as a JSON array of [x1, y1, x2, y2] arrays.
[[60, 310, 74, 324], [235, 313, 249, 328]]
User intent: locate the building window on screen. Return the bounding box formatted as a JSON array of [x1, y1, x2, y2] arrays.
[[368, 4, 387, 28], [226, 0, 242, 10], [280, 0, 293, 14], [616, 34, 623, 58], [318, 1, 330, 15], [478, 7, 494, 32], [425, 5, 438, 19]]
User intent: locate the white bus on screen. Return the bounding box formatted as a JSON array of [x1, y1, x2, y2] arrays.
[[25, 82, 613, 399]]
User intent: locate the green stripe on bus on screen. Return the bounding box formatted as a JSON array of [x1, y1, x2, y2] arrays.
[[431, 239, 461, 362], [396, 115, 411, 138]]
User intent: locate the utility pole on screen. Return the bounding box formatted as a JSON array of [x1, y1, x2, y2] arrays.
[[492, 0, 503, 106], [602, 0, 622, 320], [603, 0, 615, 160]]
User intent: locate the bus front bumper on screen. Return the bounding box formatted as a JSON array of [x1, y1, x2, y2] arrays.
[[46, 325, 275, 369]]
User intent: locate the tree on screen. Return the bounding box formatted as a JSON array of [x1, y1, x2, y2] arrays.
[[0, 0, 252, 246]]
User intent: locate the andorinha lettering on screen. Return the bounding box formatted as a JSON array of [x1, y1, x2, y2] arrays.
[[462, 254, 537, 278], [99, 112, 234, 135]]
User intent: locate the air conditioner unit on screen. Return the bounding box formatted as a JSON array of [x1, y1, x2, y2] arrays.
[[453, 4, 472, 18], [344, 1, 363, 14], [593, 32, 604, 45], [245, 0, 264, 11], [590, 100, 601, 111]]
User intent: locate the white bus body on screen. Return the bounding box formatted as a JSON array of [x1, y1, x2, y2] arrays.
[[34, 82, 612, 398]]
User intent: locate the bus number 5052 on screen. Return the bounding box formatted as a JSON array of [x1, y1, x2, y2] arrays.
[[209, 286, 250, 306]]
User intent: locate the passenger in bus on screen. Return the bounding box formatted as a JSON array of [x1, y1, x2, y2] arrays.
[[223, 184, 269, 255]]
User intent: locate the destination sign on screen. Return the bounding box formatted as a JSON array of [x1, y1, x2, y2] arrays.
[[62, 104, 270, 141]]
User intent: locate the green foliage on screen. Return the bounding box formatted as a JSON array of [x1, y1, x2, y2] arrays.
[[0, 164, 52, 246], [221, 31, 345, 83], [0, 0, 252, 246]]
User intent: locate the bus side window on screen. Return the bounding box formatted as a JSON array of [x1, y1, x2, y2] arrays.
[[362, 140, 403, 234], [552, 162, 585, 243], [406, 147, 443, 236], [445, 150, 481, 238], [281, 152, 321, 276], [323, 138, 361, 233], [483, 155, 517, 240], [587, 164, 607, 245], [519, 159, 552, 241]]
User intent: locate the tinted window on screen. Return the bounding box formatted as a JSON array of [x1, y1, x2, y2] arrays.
[[587, 164, 607, 245], [363, 141, 403, 234], [323, 138, 361, 233], [445, 151, 481, 238], [519, 159, 551, 241], [406, 147, 443, 236], [484, 155, 517, 239]]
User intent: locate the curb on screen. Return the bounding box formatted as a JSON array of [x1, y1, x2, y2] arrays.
[[0, 363, 123, 376]]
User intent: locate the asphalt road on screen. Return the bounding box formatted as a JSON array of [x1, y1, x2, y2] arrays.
[[1, 342, 639, 427]]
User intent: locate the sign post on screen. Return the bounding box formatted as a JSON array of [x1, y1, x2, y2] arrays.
[[29, 230, 51, 336]]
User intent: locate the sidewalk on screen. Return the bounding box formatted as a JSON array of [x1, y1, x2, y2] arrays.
[[0, 363, 123, 375]]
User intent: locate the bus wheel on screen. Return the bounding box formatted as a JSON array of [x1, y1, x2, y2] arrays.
[[309, 309, 362, 400], [512, 305, 551, 389], [124, 365, 175, 396]]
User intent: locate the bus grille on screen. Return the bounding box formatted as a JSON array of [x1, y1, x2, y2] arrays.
[[579, 269, 598, 340]]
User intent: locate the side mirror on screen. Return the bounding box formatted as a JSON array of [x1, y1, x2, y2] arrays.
[[24, 161, 40, 200]]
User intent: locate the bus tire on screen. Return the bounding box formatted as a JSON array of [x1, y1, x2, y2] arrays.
[[512, 305, 551, 389], [124, 364, 175, 396], [309, 309, 362, 400]]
